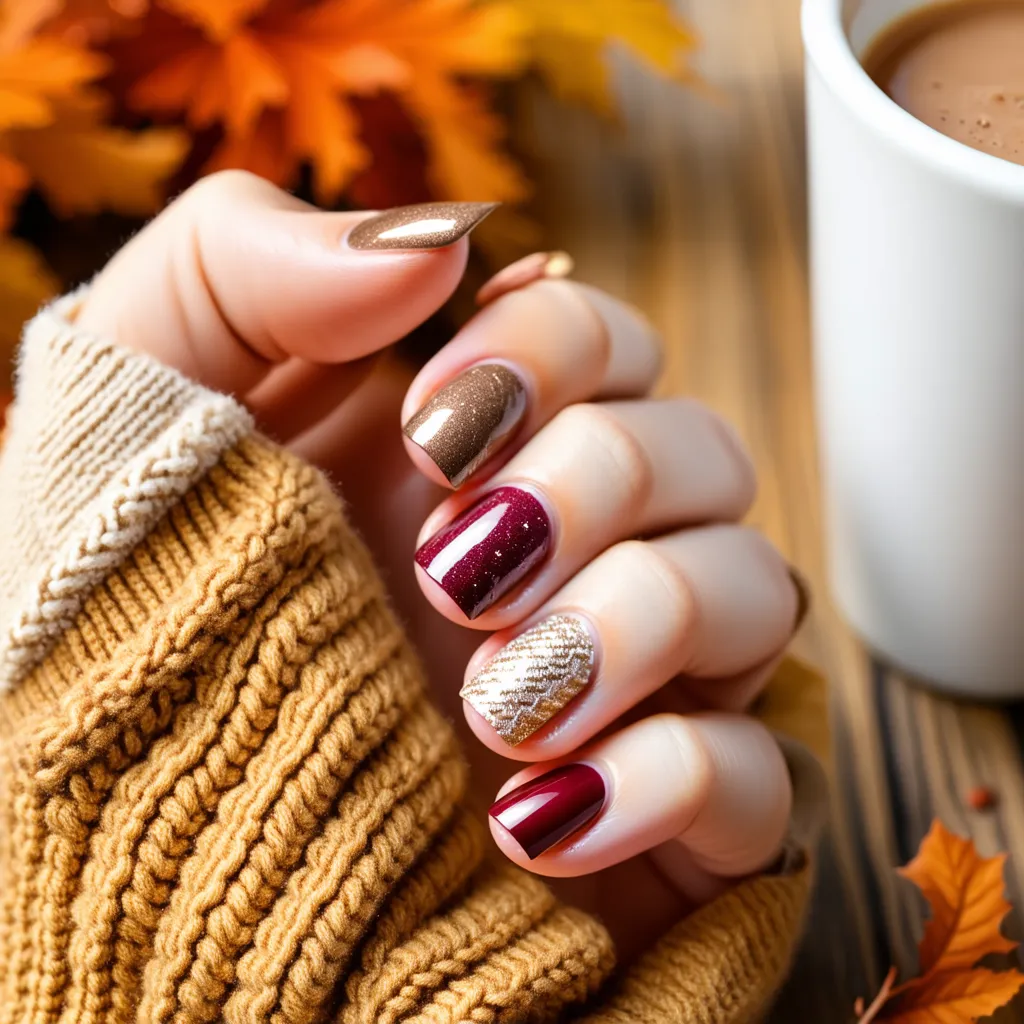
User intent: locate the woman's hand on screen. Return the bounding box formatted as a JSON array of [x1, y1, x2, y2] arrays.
[[77, 172, 804, 959]]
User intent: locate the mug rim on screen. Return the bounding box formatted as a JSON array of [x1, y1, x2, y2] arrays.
[[801, 0, 1024, 203]]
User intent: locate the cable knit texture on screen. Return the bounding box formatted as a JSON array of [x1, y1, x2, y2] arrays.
[[0, 290, 252, 692], [0, 297, 830, 1024]]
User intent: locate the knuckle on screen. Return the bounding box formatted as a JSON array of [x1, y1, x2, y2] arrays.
[[557, 404, 654, 517], [545, 280, 614, 379], [701, 407, 758, 514], [647, 713, 716, 810], [177, 170, 269, 213], [618, 540, 697, 630]]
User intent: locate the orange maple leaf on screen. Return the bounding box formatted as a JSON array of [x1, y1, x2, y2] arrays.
[[122, 0, 529, 205], [0, 234, 58, 364], [885, 970, 1024, 1022], [898, 819, 1017, 976], [7, 92, 188, 218], [856, 821, 1024, 1024]]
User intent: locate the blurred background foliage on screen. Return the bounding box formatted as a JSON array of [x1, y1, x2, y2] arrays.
[[0, 0, 697, 380]]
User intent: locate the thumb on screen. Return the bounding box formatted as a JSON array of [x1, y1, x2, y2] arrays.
[[75, 171, 496, 396]]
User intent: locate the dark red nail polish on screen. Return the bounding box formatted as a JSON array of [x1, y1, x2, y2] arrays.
[[489, 764, 606, 860], [415, 486, 551, 619]]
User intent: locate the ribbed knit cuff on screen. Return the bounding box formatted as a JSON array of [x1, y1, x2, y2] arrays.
[[0, 290, 252, 692]]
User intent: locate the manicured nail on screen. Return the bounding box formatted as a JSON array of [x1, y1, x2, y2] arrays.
[[415, 486, 551, 620], [404, 364, 527, 488], [788, 566, 811, 630], [489, 763, 606, 860], [476, 251, 575, 305], [461, 614, 595, 746], [347, 201, 499, 251]]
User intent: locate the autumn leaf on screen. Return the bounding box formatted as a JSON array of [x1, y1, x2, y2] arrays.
[[0, 36, 107, 131], [856, 821, 1024, 1024], [0, 0, 62, 50], [125, 0, 529, 206], [160, 0, 270, 41], [899, 819, 1017, 976], [512, 0, 698, 116], [885, 970, 1024, 1022], [8, 92, 189, 218], [0, 234, 58, 372]]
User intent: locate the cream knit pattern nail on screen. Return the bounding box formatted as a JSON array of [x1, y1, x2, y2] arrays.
[[0, 294, 829, 1024]]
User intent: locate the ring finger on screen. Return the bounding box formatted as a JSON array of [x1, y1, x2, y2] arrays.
[[460, 526, 800, 759], [413, 398, 758, 626]]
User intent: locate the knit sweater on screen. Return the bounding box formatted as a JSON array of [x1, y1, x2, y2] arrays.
[[0, 293, 830, 1024]]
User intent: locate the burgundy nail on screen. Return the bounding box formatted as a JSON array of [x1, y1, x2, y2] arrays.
[[414, 486, 551, 619], [489, 764, 606, 860]]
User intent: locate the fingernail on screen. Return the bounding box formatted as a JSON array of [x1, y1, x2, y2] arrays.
[[489, 763, 606, 860], [788, 566, 811, 630], [461, 614, 594, 746], [347, 201, 499, 251], [476, 251, 575, 305], [415, 486, 551, 620], [404, 364, 527, 488]]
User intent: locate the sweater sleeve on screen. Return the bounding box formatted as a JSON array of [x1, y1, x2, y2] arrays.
[[0, 295, 828, 1024]]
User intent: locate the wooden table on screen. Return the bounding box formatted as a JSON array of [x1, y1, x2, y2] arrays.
[[528, 0, 1024, 1017]]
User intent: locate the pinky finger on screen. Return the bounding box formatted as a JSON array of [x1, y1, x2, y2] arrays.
[[488, 713, 792, 896]]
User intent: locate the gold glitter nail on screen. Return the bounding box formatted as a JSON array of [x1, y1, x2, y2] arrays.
[[347, 201, 499, 251], [460, 614, 595, 746], [403, 363, 527, 487], [475, 250, 575, 305]]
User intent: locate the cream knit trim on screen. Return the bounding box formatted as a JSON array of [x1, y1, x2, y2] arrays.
[[0, 289, 253, 692]]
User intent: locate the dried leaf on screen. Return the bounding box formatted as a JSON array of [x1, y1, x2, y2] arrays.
[[0, 151, 29, 230], [9, 93, 188, 217], [127, 0, 528, 204], [882, 969, 1024, 1022], [0, 235, 58, 374], [899, 819, 1017, 976], [160, 0, 271, 41], [856, 821, 1024, 1023], [513, 0, 697, 115], [0, 38, 107, 131], [0, 0, 61, 50]]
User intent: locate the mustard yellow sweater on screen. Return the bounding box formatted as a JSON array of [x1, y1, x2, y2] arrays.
[[0, 294, 829, 1024]]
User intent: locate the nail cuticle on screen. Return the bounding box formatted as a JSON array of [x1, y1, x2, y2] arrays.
[[415, 484, 554, 620], [489, 762, 607, 860], [403, 362, 530, 488]]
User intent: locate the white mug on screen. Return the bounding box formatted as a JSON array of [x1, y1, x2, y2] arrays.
[[802, 0, 1024, 697]]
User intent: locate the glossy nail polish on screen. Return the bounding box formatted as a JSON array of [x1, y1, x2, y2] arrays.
[[461, 614, 595, 746], [347, 201, 499, 251], [403, 364, 527, 487], [475, 251, 574, 306], [489, 763, 606, 860], [414, 486, 551, 619]]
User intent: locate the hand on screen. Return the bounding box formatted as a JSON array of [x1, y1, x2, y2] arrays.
[[77, 172, 803, 960]]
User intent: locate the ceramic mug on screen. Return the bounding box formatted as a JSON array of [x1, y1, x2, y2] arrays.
[[802, 0, 1024, 696]]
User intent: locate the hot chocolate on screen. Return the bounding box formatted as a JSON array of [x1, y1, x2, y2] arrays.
[[862, 1, 1024, 167]]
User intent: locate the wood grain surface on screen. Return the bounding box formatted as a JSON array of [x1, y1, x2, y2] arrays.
[[528, 0, 1024, 1018]]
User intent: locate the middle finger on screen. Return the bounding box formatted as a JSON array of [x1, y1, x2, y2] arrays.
[[413, 397, 757, 627]]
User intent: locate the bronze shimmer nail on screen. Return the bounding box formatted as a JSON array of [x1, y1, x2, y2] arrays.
[[347, 201, 499, 251], [403, 364, 527, 487], [461, 614, 595, 747]]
